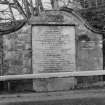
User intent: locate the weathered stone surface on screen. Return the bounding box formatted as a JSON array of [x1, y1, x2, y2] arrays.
[[33, 77, 77, 92], [32, 25, 76, 91], [3, 25, 31, 75], [2, 25, 32, 92], [31, 11, 103, 91], [32, 26, 76, 73], [1, 10, 103, 92]]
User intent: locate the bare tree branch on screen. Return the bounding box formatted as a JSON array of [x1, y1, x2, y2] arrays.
[[50, 0, 59, 9], [13, 0, 27, 20], [23, 0, 31, 18], [35, 0, 44, 15], [30, 0, 34, 16], [8, 2, 16, 22]]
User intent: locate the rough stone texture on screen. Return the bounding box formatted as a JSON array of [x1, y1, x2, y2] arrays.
[[33, 78, 77, 92], [3, 25, 31, 75], [31, 11, 103, 91], [76, 24, 103, 85], [32, 26, 76, 73], [1, 10, 103, 92], [76, 26, 103, 71], [2, 25, 32, 92]]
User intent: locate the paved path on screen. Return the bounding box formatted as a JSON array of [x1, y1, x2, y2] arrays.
[[0, 88, 105, 105]]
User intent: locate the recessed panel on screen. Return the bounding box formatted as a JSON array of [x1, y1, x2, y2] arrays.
[[32, 26, 76, 73]]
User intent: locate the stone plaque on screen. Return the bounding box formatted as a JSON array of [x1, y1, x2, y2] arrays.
[[32, 26, 76, 73]]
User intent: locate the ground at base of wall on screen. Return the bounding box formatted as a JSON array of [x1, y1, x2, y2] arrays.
[[0, 88, 105, 105]]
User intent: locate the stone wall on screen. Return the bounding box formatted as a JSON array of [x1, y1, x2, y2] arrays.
[[2, 25, 32, 92], [3, 25, 31, 75], [76, 24, 103, 86], [0, 10, 103, 92], [76, 25, 103, 71], [30, 10, 103, 91]]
